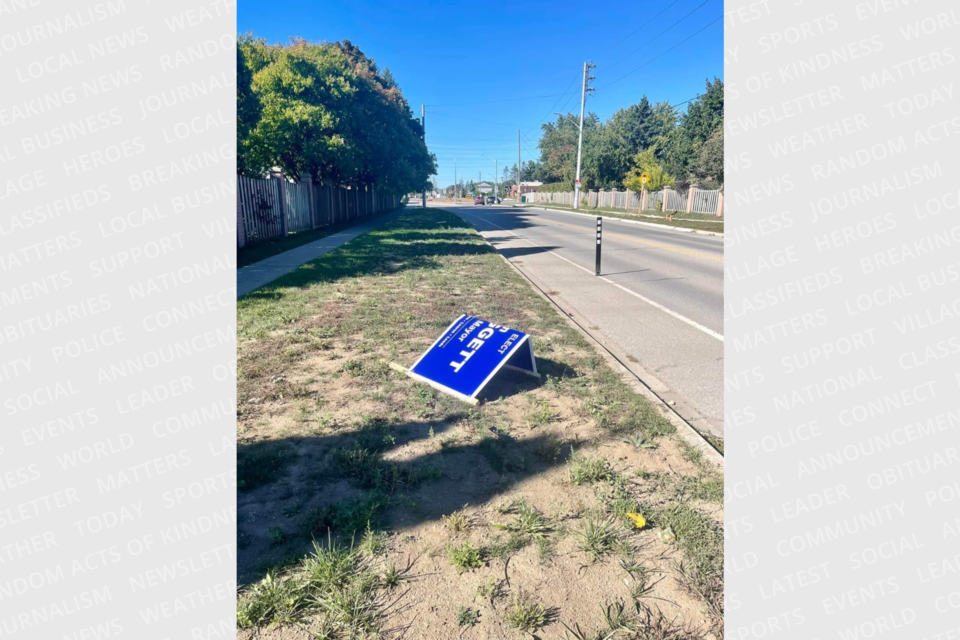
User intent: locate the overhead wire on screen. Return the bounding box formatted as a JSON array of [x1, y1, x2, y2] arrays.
[[522, 68, 583, 135], [597, 15, 723, 90], [605, 0, 716, 70], [597, 0, 684, 56]]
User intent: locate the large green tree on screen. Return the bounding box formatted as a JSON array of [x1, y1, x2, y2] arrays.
[[236, 36, 435, 194]]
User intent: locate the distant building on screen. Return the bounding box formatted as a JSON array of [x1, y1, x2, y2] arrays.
[[511, 181, 543, 197], [476, 182, 493, 194]]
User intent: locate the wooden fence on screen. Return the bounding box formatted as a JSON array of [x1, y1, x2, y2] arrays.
[[237, 175, 401, 248], [524, 185, 723, 216]]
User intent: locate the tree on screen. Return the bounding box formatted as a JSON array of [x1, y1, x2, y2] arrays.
[[623, 149, 675, 192], [239, 36, 435, 194], [682, 78, 723, 146], [236, 44, 262, 175], [693, 128, 723, 187]]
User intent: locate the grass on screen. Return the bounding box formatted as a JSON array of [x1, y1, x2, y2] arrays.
[[575, 515, 621, 561], [492, 501, 552, 538], [447, 541, 484, 573], [302, 491, 387, 539], [237, 212, 392, 268], [441, 505, 472, 534], [568, 451, 614, 486], [237, 536, 390, 635], [518, 202, 724, 233], [505, 590, 548, 635]]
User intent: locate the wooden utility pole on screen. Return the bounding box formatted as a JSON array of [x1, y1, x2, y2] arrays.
[[574, 62, 595, 210]]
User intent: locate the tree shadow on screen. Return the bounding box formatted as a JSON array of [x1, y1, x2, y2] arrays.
[[236, 362, 584, 586]]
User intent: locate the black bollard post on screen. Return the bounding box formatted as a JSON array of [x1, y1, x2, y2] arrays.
[[595, 217, 602, 276]]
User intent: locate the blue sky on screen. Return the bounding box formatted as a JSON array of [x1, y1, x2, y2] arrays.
[[238, 0, 724, 188]]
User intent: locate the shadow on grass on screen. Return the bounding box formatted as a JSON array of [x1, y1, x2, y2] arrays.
[[238, 210, 503, 301], [236, 356, 600, 586]]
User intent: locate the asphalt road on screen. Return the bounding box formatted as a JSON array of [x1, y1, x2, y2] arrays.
[[436, 202, 725, 435]]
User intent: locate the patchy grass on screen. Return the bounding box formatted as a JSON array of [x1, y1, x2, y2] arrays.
[[235, 207, 722, 637]]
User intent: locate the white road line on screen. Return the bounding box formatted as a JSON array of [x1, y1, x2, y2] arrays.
[[458, 209, 724, 343]]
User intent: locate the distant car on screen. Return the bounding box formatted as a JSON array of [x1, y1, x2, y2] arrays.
[[486, 196, 498, 204], [474, 196, 484, 205]]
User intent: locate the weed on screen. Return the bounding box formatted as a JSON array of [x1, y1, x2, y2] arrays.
[[568, 451, 614, 485], [302, 491, 387, 539], [237, 442, 295, 491], [504, 590, 547, 635], [270, 527, 287, 546], [493, 501, 552, 538], [457, 606, 480, 627], [650, 502, 723, 632], [447, 542, 484, 573], [535, 536, 556, 563], [382, 561, 401, 588], [534, 432, 566, 462], [602, 599, 634, 632], [359, 523, 387, 557], [485, 533, 529, 560], [575, 516, 620, 561], [559, 622, 619, 640], [525, 398, 558, 426], [442, 505, 472, 534], [476, 576, 504, 601], [631, 604, 701, 640], [334, 444, 441, 492], [673, 472, 723, 503], [236, 571, 309, 628], [677, 440, 703, 465], [302, 536, 356, 592], [623, 433, 658, 450]]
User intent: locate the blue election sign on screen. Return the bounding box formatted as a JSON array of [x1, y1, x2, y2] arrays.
[[407, 315, 538, 403]]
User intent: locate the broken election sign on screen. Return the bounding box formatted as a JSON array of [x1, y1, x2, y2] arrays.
[[406, 314, 538, 404]]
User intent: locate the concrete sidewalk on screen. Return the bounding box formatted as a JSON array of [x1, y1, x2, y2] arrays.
[[237, 208, 405, 297]]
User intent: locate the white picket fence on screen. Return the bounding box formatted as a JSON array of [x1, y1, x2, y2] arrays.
[[523, 186, 723, 216]]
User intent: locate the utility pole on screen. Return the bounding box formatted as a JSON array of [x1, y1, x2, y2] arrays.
[[517, 129, 521, 202], [420, 105, 426, 208], [494, 159, 497, 202], [574, 62, 596, 210], [454, 157, 457, 203]]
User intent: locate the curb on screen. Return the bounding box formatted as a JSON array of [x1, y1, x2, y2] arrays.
[[504, 204, 724, 238]]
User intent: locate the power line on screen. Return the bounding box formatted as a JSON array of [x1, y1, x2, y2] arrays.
[[597, 15, 723, 90], [523, 68, 583, 134], [429, 111, 518, 128], [598, 0, 684, 56], [426, 91, 579, 108], [607, 0, 716, 70]]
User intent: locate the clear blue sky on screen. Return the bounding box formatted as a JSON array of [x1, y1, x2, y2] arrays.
[[238, 0, 724, 188]]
